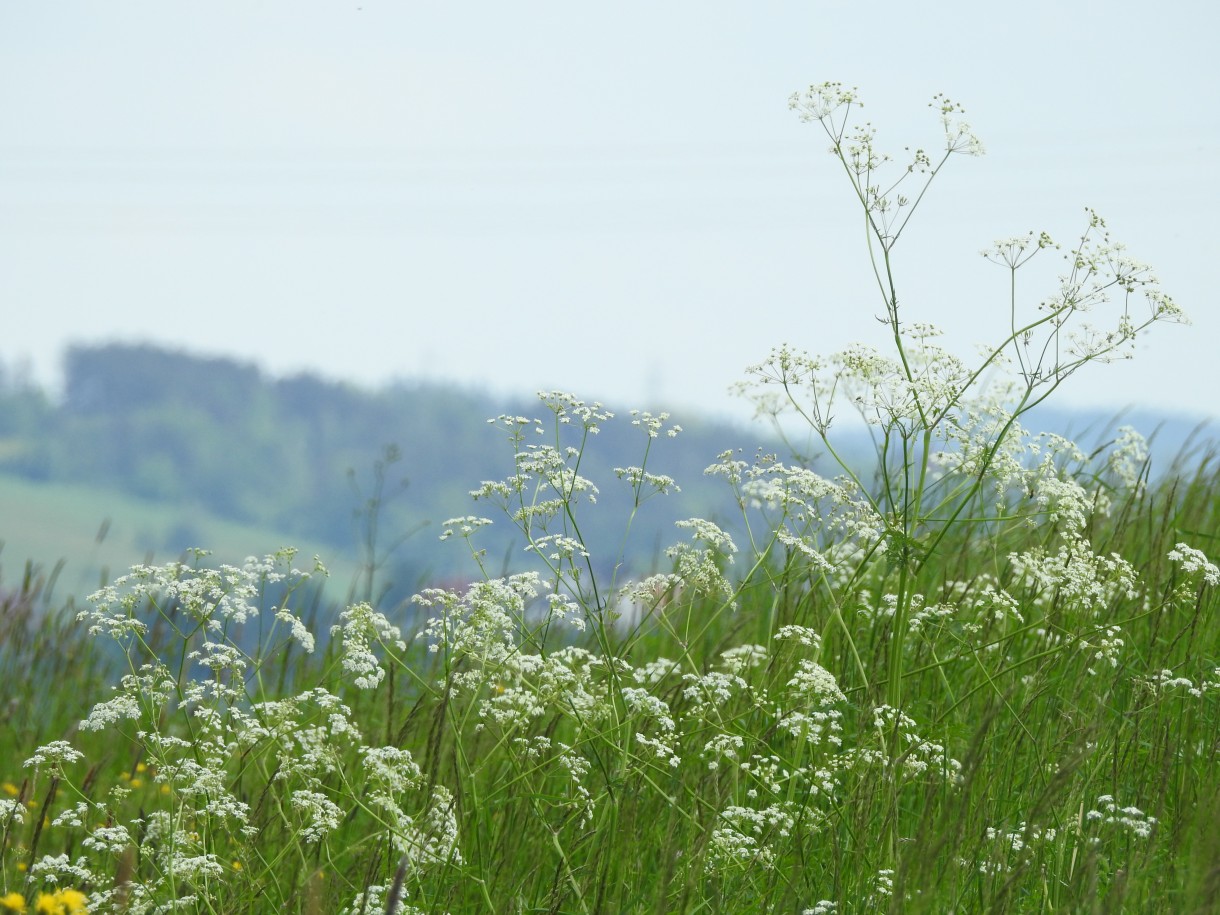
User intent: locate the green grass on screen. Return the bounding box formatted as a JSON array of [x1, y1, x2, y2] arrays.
[[0, 472, 361, 601], [0, 445, 1216, 914]]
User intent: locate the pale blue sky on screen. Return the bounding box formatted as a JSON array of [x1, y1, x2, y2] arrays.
[[1, 1, 1216, 424]]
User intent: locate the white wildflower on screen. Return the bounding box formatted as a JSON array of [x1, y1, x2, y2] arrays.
[[1167, 543, 1220, 586]]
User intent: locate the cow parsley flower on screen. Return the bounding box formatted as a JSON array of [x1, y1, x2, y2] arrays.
[[1167, 543, 1220, 586]]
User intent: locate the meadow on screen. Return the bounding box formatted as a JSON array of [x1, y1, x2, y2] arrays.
[[1, 85, 1217, 914]]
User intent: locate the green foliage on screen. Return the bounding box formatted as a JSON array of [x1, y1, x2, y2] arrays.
[[1, 446, 1217, 913], [0, 343, 765, 593]]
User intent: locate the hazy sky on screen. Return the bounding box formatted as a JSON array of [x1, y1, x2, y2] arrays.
[[1, 1, 1216, 425]]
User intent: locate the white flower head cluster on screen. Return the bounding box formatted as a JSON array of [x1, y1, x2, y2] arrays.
[[438, 514, 493, 541], [418, 573, 543, 669], [635, 732, 682, 768], [393, 784, 464, 869], [1103, 426, 1149, 494], [870, 868, 897, 901], [866, 706, 963, 785], [1085, 794, 1157, 840], [79, 681, 146, 733], [545, 591, 585, 631], [338, 884, 429, 915], [24, 740, 84, 771], [719, 643, 768, 675], [931, 92, 985, 156], [331, 601, 406, 690], [1009, 542, 1139, 617], [633, 656, 683, 685], [906, 597, 959, 634], [968, 586, 1025, 628], [974, 820, 1059, 875], [1167, 543, 1220, 586], [613, 574, 683, 626], [786, 660, 846, 706], [988, 209, 1189, 390], [675, 517, 738, 559], [0, 798, 26, 826], [538, 390, 613, 430], [552, 744, 597, 828], [719, 455, 882, 586], [774, 625, 822, 648], [476, 645, 615, 738], [682, 670, 749, 716], [524, 532, 590, 562], [665, 540, 735, 604], [80, 550, 316, 649], [1141, 667, 1220, 698], [708, 802, 797, 873], [621, 686, 677, 733], [702, 733, 746, 771], [251, 687, 362, 787], [291, 790, 344, 843], [788, 81, 860, 123], [614, 464, 680, 496], [362, 745, 423, 798], [28, 853, 98, 887], [628, 408, 681, 439], [52, 801, 93, 829], [778, 708, 844, 748]]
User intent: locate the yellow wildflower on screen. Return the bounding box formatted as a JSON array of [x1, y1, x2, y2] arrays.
[[0, 891, 26, 913], [1, 782, 19, 798], [34, 889, 88, 914]]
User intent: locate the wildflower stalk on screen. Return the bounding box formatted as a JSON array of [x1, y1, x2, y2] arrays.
[[747, 83, 1186, 711]]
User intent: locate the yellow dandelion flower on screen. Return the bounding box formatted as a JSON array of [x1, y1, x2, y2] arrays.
[[1, 782, 19, 798], [0, 890, 26, 913], [34, 888, 89, 914]]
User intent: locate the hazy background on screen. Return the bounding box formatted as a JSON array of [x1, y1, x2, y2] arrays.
[[1, 0, 1216, 425]]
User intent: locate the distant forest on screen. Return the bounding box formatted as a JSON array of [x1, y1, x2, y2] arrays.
[[0, 343, 776, 591], [1, 343, 1211, 604]]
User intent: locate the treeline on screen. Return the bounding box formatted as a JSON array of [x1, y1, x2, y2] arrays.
[[0, 343, 770, 588]]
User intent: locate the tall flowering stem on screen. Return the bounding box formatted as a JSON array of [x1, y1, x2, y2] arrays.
[[744, 83, 1185, 709]]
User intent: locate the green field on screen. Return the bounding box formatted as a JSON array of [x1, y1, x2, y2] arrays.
[[0, 473, 362, 604]]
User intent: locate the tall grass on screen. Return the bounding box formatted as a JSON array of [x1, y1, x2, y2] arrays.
[[1, 85, 1215, 914], [1, 443, 1217, 913]]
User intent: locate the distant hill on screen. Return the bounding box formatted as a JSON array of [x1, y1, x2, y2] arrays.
[[0, 343, 780, 606], [0, 343, 1212, 606]]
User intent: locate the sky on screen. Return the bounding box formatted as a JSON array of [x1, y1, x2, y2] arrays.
[[1, 1, 1217, 427]]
